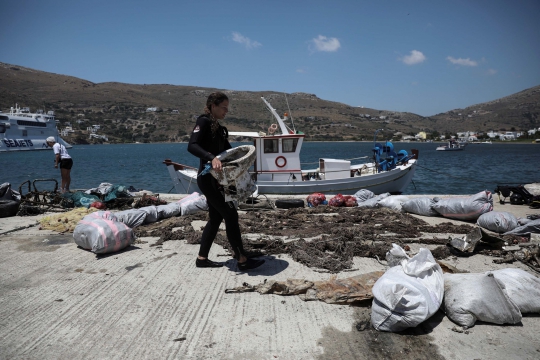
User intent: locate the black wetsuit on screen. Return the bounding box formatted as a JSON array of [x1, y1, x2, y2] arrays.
[[187, 115, 245, 259]]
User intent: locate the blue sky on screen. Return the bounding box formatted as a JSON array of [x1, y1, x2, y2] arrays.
[[1, 0, 539, 116]]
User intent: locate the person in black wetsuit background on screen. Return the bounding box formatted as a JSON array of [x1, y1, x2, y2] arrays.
[[187, 91, 265, 271]]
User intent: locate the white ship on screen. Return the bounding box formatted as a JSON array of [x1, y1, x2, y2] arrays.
[[0, 105, 72, 152]]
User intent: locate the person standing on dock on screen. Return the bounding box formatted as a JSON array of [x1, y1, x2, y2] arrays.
[[187, 92, 265, 271], [46, 137, 73, 193]]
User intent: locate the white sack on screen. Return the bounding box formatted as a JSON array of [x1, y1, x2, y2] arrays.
[[73, 216, 134, 254], [156, 203, 182, 219], [443, 272, 522, 327], [178, 192, 208, 215], [377, 195, 409, 212], [503, 218, 540, 236], [357, 193, 390, 209], [139, 206, 159, 224], [385, 243, 410, 267], [431, 191, 493, 221], [371, 246, 444, 332], [353, 189, 375, 203], [401, 197, 439, 217], [85, 211, 118, 221], [476, 211, 519, 233], [491, 268, 540, 313], [114, 209, 148, 228]]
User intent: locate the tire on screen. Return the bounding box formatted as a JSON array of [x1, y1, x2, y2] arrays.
[[0, 200, 20, 218], [275, 199, 304, 209]]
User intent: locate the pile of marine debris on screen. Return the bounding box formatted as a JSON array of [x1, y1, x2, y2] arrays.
[[135, 205, 539, 274]]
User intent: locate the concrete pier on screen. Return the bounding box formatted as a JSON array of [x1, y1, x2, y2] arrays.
[[1, 194, 539, 359]]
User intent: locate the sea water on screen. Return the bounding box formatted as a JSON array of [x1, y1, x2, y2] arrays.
[[1, 142, 539, 195]]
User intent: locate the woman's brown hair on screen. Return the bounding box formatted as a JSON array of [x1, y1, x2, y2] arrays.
[[204, 91, 229, 135]]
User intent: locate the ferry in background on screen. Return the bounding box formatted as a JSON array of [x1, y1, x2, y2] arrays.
[[0, 105, 72, 152]]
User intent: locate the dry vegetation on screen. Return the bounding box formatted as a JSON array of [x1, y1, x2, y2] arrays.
[[1, 62, 538, 144]]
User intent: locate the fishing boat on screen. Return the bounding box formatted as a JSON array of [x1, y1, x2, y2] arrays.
[[0, 105, 71, 152], [164, 97, 418, 195], [436, 140, 464, 151]]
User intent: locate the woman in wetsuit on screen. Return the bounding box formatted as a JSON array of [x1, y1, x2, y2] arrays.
[[187, 92, 264, 271]]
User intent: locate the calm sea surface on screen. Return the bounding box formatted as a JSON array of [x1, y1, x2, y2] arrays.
[[1, 142, 539, 195]]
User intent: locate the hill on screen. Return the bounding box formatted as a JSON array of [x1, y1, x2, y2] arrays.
[[1, 62, 538, 143]]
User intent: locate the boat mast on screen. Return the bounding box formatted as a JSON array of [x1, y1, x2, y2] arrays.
[[261, 97, 289, 135]]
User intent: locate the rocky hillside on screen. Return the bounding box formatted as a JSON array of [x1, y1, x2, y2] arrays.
[[1, 62, 538, 143]]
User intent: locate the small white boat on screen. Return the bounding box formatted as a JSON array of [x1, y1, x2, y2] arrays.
[[436, 140, 464, 151], [0, 104, 71, 152], [164, 97, 418, 196]]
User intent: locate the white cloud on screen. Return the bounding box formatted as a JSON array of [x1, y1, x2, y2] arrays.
[[487, 68, 497, 75], [231, 32, 261, 49], [310, 35, 341, 52], [400, 50, 426, 65], [296, 68, 306, 73], [447, 56, 478, 66]]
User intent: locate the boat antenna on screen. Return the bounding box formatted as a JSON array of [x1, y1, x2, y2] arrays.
[[284, 94, 296, 132]]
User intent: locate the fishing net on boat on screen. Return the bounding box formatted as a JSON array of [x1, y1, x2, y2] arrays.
[[40, 207, 99, 233]]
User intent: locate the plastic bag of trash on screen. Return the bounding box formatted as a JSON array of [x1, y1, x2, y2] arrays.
[[84, 182, 113, 196], [307, 193, 327, 207], [371, 245, 444, 332], [503, 218, 540, 236], [431, 191, 493, 221], [443, 272, 522, 327], [377, 195, 409, 212], [353, 189, 375, 203], [476, 211, 519, 233], [69, 191, 101, 208], [104, 185, 132, 202], [178, 192, 208, 215], [343, 195, 357, 207], [357, 193, 390, 209], [328, 194, 345, 207], [114, 209, 148, 228], [491, 268, 540, 313], [73, 215, 134, 254], [401, 197, 439, 217]]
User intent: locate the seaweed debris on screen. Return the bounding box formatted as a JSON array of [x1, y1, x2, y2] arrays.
[[135, 206, 476, 273]]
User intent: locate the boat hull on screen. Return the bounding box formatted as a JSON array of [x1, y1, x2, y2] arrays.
[[167, 160, 417, 196], [0, 137, 72, 152], [436, 147, 463, 151]]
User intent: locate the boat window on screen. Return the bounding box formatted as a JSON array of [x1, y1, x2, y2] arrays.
[[0, 115, 9, 120], [263, 139, 278, 153], [16, 120, 47, 127], [0, 124, 5, 133], [282, 138, 298, 153]]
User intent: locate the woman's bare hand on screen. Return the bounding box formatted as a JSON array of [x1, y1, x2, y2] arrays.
[[211, 157, 222, 171]]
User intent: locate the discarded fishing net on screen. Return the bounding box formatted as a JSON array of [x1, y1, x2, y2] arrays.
[[225, 271, 385, 304], [39, 207, 99, 233], [135, 207, 477, 273]]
